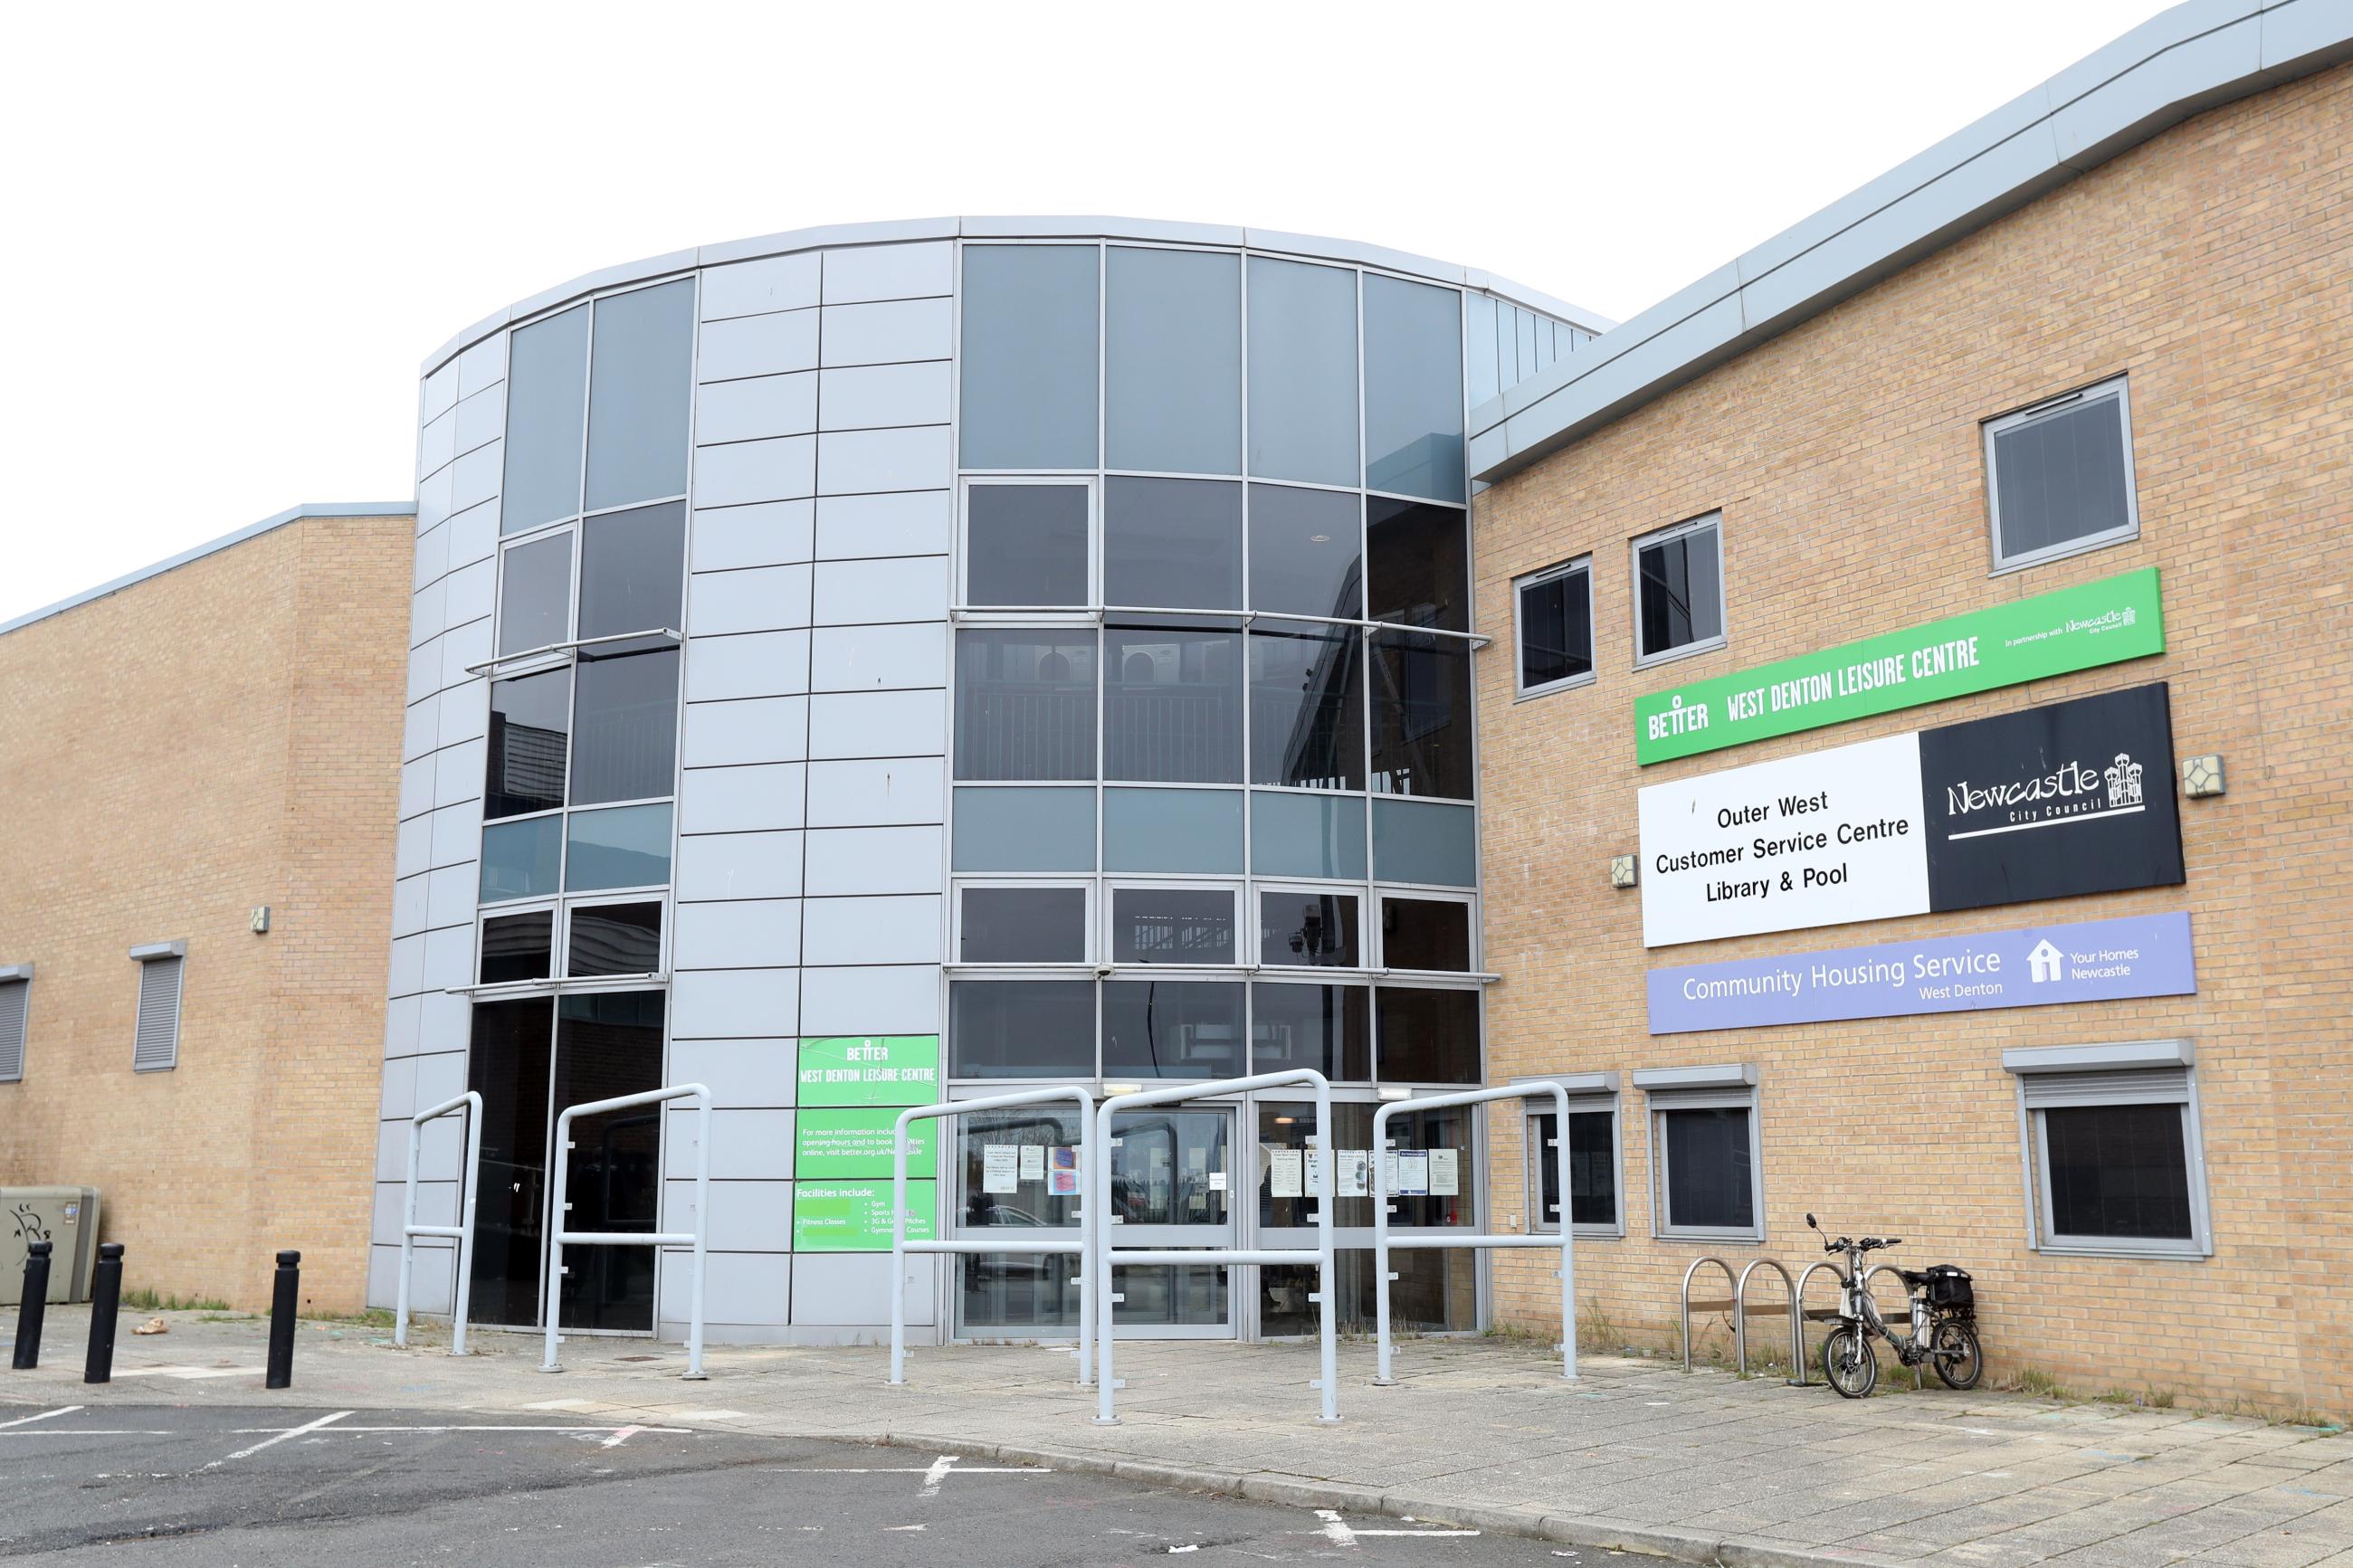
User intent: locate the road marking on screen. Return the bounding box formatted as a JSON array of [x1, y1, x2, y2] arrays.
[[214, 1410, 353, 1466], [228, 1424, 694, 1436], [602, 1426, 644, 1449], [884, 1524, 927, 1532], [1312, 1508, 1480, 1544], [0, 1407, 82, 1430], [921, 1454, 958, 1496], [0, 1429, 176, 1437], [767, 1466, 1050, 1476], [524, 1398, 600, 1411]]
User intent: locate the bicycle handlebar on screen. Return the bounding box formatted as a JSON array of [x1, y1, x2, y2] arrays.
[[1822, 1235, 1905, 1253]]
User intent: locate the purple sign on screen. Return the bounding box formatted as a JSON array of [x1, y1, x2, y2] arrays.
[[1646, 912, 2196, 1035]]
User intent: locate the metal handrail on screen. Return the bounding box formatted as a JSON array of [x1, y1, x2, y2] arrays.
[[395, 1090, 482, 1355], [1680, 1256, 1736, 1371], [1371, 1082, 1575, 1384], [540, 1082, 711, 1380], [1734, 1258, 1801, 1383], [1792, 1260, 1845, 1387], [890, 1086, 1096, 1389], [1094, 1069, 1336, 1426]]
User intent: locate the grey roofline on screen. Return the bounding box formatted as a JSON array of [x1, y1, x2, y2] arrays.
[[421, 214, 1611, 377], [1471, 0, 2353, 484], [0, 501, 414, 640]]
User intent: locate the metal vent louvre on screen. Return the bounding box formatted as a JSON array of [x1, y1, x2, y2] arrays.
[[133, 956, 182, 1071], [0, 979, 24, 1081], [2019, 1066, 2187, 1109]]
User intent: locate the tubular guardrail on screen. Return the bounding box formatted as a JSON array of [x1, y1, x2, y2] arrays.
[[540, 1082, 711, 1380], [1791, 1260, 1846, 1387], [1680, 1256, 1736, 1371], [890, 1086, 1096, 1389], [1093, 1069, 1337, 1426], [395, 1090, 482, 1356], [1734, 1258, 1803, 1383], [1371, 1082, 1576, 1384]]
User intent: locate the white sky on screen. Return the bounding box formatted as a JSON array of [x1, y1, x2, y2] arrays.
[[0, 0, 2163, 624]]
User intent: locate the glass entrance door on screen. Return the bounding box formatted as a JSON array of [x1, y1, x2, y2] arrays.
[[1107, 1105, 1234, 1337]]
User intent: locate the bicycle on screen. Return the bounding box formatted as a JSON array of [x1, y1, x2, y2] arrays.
[[1805, 1212, 1982, 1398]]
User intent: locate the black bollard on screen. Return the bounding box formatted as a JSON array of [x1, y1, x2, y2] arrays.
[[83, 1242, 123, 1385], [265, 1250, 300, 1390], [12, 1241, 52, 1370]]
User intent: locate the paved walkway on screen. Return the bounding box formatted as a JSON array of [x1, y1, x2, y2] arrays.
[[5, 1306, 2348, 1567]]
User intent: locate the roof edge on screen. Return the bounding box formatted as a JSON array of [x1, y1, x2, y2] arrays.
[[1472, 0, 2353, 483]]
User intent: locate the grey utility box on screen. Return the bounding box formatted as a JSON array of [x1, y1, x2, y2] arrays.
[[4, 1187, 102, 1305]]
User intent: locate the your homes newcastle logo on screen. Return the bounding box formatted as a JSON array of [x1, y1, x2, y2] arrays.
[[1943, 751, 2146, 840]]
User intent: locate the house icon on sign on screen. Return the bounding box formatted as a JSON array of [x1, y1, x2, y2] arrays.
[[2027, 940, 2064, 984]]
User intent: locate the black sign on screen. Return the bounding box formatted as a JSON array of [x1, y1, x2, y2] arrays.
[[1920, 682, 2184, 913]]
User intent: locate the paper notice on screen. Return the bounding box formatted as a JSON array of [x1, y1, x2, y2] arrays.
[[1272, 1148, 1304, 1198], [1049, 1145, 1079, 1195], [982, 1145, 1019, 1194], [1429, 1147, 1460, 1197], [1338, 1149, 1369, 1198], [1207, 1171, 1227, 1192], [1397, 1151, 1431, 1196], [1019, 1144, 1045, 1182], [1302, 1149, 1327, 1199]]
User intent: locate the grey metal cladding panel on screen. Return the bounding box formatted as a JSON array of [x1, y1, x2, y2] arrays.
[[819, 298, 953, 368], [963, 214, 1247, 246], [453, 385, 504, 458], [660, 1250, 792, 1327], [431, 737, 486, 809], [397, 757, 433, 822], [692, 500, 815, 572], [446, 499, 498, 570], [671, 970, 800, 1041], [805, 756, 945, 828], [420, 925, 474, 992], [689, 562, 813, 636], [407, 583, 442, 657], [504, 246, 700, 329], [422, 362, 459, 422], [388, 934, 425, 998], [391, 874, 428, 939], [424, 862, 476, 929], [1490, 260, 1741, 428], [418, 989, 470, 1057], [817, 361, 952, 432], [700, 310, 820, 383], [417, 466, 453, 535], [372, 1181, 459, 1244], [667, 1037, 799, 1107], [2265, 0, 2353, 72], [812, 556, 949, 625], [1243, 227, 1466, 287], [405, 641, 442, 707], [679, 761, 807, 833], [402, 696, 439, 762], [700, 252, 822, 322], [684, 628, 811, 702], [660, 1178, 792, 1250], [798, 965, 941, 1037], [383, 994, 422, 1060], [369, 1240, 453, 1315], [681, 695, 809, 768], [437, 621, 491, 694], [799, 894, 941, 966], [443, 557, 495, 630], [802, 825, 943, 896], [457, 332, 507, 399], [394, 813, 432, 879], [809, 622, 947, 692], [817, 426, 953, 497], [417, 409, 456, 481], [806, 688, 947, 760], [672, 898, 803, 971], [693, 434, 816, 508], [376, 1112, 462, 1181], [815, 490, 950, 562], [412, 521, 448, 593], [676, 831, 804, 901], [2049, 7, 2265, 167], [449, 442, 500, 514], [821, 241, 954, 305], [428, 801, 481, 870], [697, 217, 959, 270], [697, 372, 817, 445], [1499, 293, 1748, 466], [791, 1252, 937, 1327]]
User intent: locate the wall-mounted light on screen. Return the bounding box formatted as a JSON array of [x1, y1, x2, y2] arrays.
[[1609, 855, 1638, 890], [250, 906, 272, 934], [2182, 755, 2225, 798], [1100, 1082, 1142, 1098], [1377, 1087, 1413, 1101]]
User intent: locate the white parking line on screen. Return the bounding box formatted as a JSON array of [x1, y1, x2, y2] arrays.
[[1312, 1508, 1480, 1544], [214, 1410, 354, 1466], [0, 1407, 82, 1431], [602, 1426, 644, 1449]]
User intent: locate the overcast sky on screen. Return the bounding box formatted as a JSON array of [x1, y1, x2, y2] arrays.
[[0, 0, 2165, 624]]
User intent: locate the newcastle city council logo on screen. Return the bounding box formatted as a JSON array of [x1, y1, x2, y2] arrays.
[[2028, 939, 2065, 984], [2104, 752, 2144, 808]]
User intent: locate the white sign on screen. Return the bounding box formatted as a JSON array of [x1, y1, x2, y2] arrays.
[[1018, 1144, 1045, 1182], [1270, 1148, 1303, 1199], [1396, 1152, 1430, 1196], [982, 1145, 1019, 1194], [1639, 730, 1929, 947], [1428, 1148, 1459, 1198], [1337, 1150, 1369, 1198]]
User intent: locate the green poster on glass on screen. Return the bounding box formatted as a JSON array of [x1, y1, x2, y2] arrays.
[[795, 1035, 940, 1107], [795, 1107, 936, 1180], [1633, 567, 2164, 765], [791, 1179, 935, 1252]]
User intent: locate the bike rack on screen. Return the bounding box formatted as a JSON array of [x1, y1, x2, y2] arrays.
[[1733, 1259, 1803, 1384], [1371, 1082, 1575, 1384], [395, 1090, 483, 1355], [889, 1086, 1095, 1389], [1680, 1256, 1737, 1372], [1093, 1069, 1336, 1426], [540, 1082, 711, 1380], [1862, 1263, 1926, 1389], [1791, 1261, 1846, 1387]]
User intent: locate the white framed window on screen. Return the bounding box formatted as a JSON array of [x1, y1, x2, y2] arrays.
[[1374, 889, 1476, 974], [1631, 512, 1724, 668], [478, 904, 557, 984], [1636, 1063, 1762, 1242], [1103, 879, 1241, 967], [1513, 556, 1595, 698], [0, 964, 30, 1083], [1252, 883, 1363, 969], [957, 475, 1098, 614], [130, 942, 186, 1073], [1516, 1072, 1624, 1238], [1984, 375, 2139, 572], [562, 894, 667, 979], [2005, 1040, 2210, 1259], [954, 879, 1093, 966]]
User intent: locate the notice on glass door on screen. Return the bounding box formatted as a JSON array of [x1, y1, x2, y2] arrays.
[[1270, 1148, 1303, 1198], [1338, 1150, 1369, 1198], [1018, 1144, 1045, 1183], [1049, 1146, 1080, 1195], [1428, 1148, 1460, 1197], [982, 1145, 1019, 1194], [1396, 1151, 1431, 1196]]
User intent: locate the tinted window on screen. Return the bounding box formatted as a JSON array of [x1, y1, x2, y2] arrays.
[[1101, 787, 1243, 873], [1250, 983, 1369, 1081], [950, 787, 1095, 872], [960, 244, 1099, 470], [480, 910, 553, 984], [1374, 986, 1479, 1084], [502, 305, 588, 534], [1103, 478, 1241, 611], [1363, 273, 1464, 502], [569, 645, 679, 806], [1993, 391, 2132, 564], [499, 533, 573, 656], [1518, 565, 1593, 691], [1103, 624, 1241, 784], [577, 502, 685, 641], [481, 815, 563, 903], [1249, 791, 1367, 880], [1636, 521, 1723, 660], [1367, 498, 1468, 632], [1101, 979, 1244, 1079], [1258, 891, 1359, 968], [1106, 246, 1241, 476], [1245, 257, 1357, 487], [1662, 1107, 1752, 1230], [1381, 898, 1470, 971], [464, 997, 554, 1326], [486, 667, 570, 820], [948, 980, 1095, 1078], [954, 630, 1096, 781], [1248, 485, 1361, 620], [1110, 888, 1235, 965], [1248, 622, 1364, 791], [2043, 1103, 2193, 1240], [967, 485, 1089, 608], [1371, 799, 1477, 887], [960, 886, 1088, 963], [1380, 1102, 1475, 1228], [564, 803, 672, 891], [568, 901, 663, 977], [1369, 630, 1472, 799], [551, 989, 665, 1332], [1532, 1109, 1617, 1228], [585, 280, 695, 510]]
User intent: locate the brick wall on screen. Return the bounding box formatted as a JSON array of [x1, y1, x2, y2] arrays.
[[1471, 66, 2352, 1415]]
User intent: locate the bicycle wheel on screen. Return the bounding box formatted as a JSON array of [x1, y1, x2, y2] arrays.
[[1932, 1319, 1983, 1390], [1823, 1326, 1878, 1399]]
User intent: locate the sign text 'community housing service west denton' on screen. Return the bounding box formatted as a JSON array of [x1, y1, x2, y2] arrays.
[[1634, 567, 2164, 765], [1646, 912, 2196, 1033], [1638, 683, 2185, 947]]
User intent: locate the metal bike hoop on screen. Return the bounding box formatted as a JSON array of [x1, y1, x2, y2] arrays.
[[1791, 1260, 1846, 1388], [395, 1090, 482, 1356], [1680, 1256, 1737, 1372], [1862, 1263, 1925, 1389], [1734, 1258, 1802, 1385]]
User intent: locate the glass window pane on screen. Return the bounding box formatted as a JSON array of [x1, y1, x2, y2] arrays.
[[1375, 986, 1479, 1084], [1258, 1101, 1372, 1228], [1110, 887, 1235, 965], [565, 803, 673, 891], [498, 533, 573, 656], [569, 645, 679, 806], [948, 979, 1095, 1078], [951, 787, 1095, 871], [568, 900, 662, 977], [1367, 498, 1468, 632], [1103, 478, 1240, 611], [959, 244, 1099, 470], [502, 305, 588, 534], [480, 910, 553, 984], [486, 667, 571, 820], [1248, 622, 1364, 790], [586, 280, 695, 510], [959, 886, 1086, 963], [464, 998, 553, 1327], [1248, 485, 1361, 620], [1637, 524, 1723, 659], [1104, 623, 1241, 784], [1380, 897, 1470, 971], [2043, 1104, 2193, 1240], [967, 485, 1089, 608], [1363, 274, 1464, 501], [1249, 983, 1369, 1081], [1379, 1102, 1476, 1229], [954, 630, 1096, 782], [1250, 791, 1367, 880], [1664, 1107, 1753, 1231], [1519, 567, 1592, 690], [1995, 394, 2130, 562], [577, 502, 685, 641], [481, 815, 563, 903], [1371, 799, 1476, 887], [1531, 1109, 1618, 1228], [552, 989, 665, 1331], [957, 1108, 1083, 1230], [1257, 890, 1359, 968], [1245, 257, 1357, 487], [1101, 979, 1243, 1079], [1106, 246, 1240, 475], [1102, 787, 1243, 873], [1369, 632, 1472, 800]]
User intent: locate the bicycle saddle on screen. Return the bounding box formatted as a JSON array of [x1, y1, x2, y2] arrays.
[[1896, 1268, 1929, 1287]]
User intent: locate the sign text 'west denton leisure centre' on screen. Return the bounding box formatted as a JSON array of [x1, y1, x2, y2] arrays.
[[1639, 682, 2184, 947], [1634, 567, 2164, 765], [793, 1035, 940, 1250], [1646, 911, 2196, 1033]]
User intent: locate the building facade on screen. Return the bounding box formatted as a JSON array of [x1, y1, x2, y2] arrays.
[[1471, 15, 2352, 1414], [0, 504, 414, 1312]]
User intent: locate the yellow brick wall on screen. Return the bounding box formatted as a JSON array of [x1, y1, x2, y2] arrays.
[[0, 513, 413, 1313], [1472, 66, 2352, 1416]]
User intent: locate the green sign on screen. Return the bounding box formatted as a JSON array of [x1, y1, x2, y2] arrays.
[[1634, 568, 2164, 765], [792, 1179, 935, 1252], [795, 1035, 939, 1107], [795, 1107, 936, 1180]]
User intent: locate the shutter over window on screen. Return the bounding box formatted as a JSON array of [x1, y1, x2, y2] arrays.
[[134, 953, 184, 1072], [0, 975, 26, 1082], [2017, 1066, 2189, 1110]]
